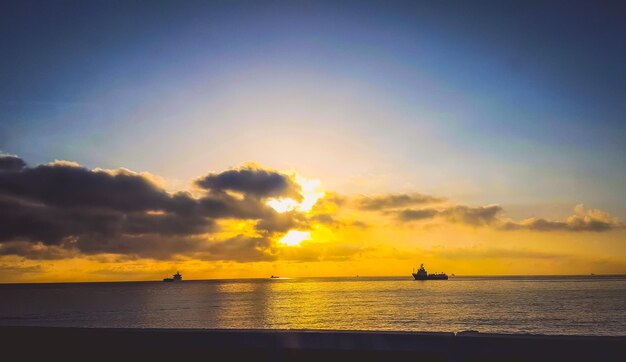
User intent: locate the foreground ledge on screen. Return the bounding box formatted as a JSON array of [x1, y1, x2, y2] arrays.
[[1, 326, 624, 361]]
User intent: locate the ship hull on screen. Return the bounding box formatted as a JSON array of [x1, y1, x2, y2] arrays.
[[412, 273, 448, 280], [427, 275, 449, 280]]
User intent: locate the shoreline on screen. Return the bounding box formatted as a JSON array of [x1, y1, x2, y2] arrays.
[[2, 326, 625, 361]]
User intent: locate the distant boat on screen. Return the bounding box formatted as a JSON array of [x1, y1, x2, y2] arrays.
[[412, 264, 448, 280], [163, 271, 182, 282], [270, 275, 280, 279]]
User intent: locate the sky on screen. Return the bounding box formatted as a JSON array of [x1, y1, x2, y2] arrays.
[[0, 0, 625, 282]]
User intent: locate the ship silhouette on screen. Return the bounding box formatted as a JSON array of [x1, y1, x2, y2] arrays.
[[163, 271, 182, 282], [412, 264, 448, 280]]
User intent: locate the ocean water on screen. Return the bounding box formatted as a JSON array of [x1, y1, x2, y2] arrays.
[[1, 276, 625, 336]]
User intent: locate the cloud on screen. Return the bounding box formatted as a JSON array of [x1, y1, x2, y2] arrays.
[[397, 208, 439, 221], [309, 213, 368, 229], [394, 202, 620, 232], [396, 205, 502, 226], [255, 211, 307, 234], [0, 160, 172, 212], [0, 155, 26, 171], [355, 193, 445, 211], [0, 155, 621, 264], [0, 241, 79, 260], [197, 191, 275, 219], [195, 164, 301, 201], [310, 213, 340, 225], [440, 205, 503, 226], [0, 156, 304, 260], [0, 188, 215, 247], [501, 204, 622, 232]]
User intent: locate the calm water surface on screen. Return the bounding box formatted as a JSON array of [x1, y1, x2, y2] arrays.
[[1, 276, 625, 335]]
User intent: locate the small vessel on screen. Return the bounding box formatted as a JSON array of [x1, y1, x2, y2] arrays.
[[412, 264, 448, 280], [163, 271, 182, 282], [270, 275, 280, 279]]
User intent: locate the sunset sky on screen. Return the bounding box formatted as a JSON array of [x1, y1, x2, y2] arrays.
[[1, 1, 625, 282]]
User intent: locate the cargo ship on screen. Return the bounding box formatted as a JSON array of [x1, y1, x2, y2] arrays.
[[412, 264, 448, 280], [163, 271, 182, 282]]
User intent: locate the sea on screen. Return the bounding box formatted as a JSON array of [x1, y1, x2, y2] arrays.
[[1, 275, 625, 336]]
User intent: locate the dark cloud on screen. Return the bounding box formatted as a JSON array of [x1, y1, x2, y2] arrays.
[[71, 234, 212, 260], [0, 161, 170, 212], [501, 219, 568, 231], [396, 205, 502, 226], [0, 193, 215, 247], [0, 196, 117, 245], [255, 211, 306, 235], [355, 193, 445, 211], [440, 205, 503, 226], [0, 156, 301, 260], [0, 155, 26, 171], [198, 191, 275, 219], [308, 213, 369, 230], [397, 209, 439, 222], [395, 203, 620, 232], [124, 212, 216, 236], [0, 241, 78, 260], [196, 166, 301, 200]]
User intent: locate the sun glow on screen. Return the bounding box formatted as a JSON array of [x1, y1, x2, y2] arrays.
[[267, 198, 299, 213], [279, 230, 311, 246], [267, 176, 324, 213]]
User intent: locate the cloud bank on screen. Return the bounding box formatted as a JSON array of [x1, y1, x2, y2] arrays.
[[0, 155, 622, 263], [390, 203, 620, 232], [0, 156, 300, 260]]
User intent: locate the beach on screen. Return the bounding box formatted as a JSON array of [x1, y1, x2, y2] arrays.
[[2, 326, 625, 361]]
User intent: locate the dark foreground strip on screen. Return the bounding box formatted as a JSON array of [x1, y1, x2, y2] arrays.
[[0, 327, 624, 362]]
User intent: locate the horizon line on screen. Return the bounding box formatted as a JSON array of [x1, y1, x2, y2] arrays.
[[2, 273, 625, 285]]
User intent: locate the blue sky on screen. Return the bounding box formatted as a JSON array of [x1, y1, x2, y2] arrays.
[[1, 0, 625, 219]]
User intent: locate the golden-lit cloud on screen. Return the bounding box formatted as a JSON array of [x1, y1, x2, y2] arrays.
[[267, 176, 324, 213], [501, 204, 623, 232]]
